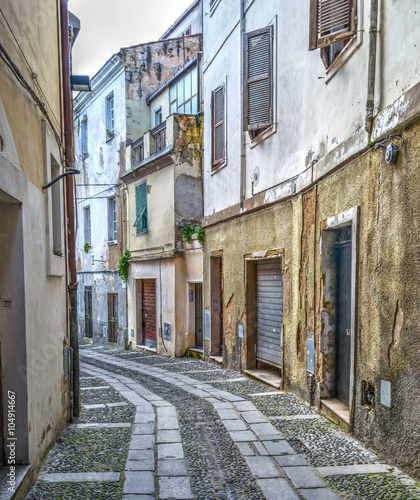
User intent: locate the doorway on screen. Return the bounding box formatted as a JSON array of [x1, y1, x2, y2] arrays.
[[210, 255, 223, 357], [334, 228, 352, 406], [108, 293, 118, 344], [136, 279, 157, 348], [84, 286, 93, 339], [320, 206, 358, 424], [195, 283, 203, 348]]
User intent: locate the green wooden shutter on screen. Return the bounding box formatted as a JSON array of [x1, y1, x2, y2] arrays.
[[244, 26, 273, 131], [135, 183, 147, 234]]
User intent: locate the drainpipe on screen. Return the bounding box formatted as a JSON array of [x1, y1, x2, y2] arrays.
[[68, 346, 74, 422], [239, 0, 246, 206], [365, 0, 379, 134], [60, 0, 80, 418]]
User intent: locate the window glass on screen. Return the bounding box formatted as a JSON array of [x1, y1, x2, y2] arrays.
[[191, 66, 198, 96], [184, 71, 191, 101], [178, 104, 184, 114], [170, 102, 177, 114], [170, 84, 176, 103], [192, 95, 198, 115], [184, 101, 191, 114], [177, 79, 184, 104]]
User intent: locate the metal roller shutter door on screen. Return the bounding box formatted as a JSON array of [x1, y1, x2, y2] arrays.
[[256, 258, 282, 367]]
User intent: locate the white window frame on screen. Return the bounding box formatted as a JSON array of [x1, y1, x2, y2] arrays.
[[84, 206, 91, 246], [81, 115, 88, 156], [108, 197, 117, 244], [106, 92, 115, 138]]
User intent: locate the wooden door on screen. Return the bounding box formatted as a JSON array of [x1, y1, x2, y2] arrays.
[[84, 286, 93, 339], [210, 256, 223, 356], [195, 283, 203, 348], [142, 279, 157, 348], [108, 293, 118, 343]]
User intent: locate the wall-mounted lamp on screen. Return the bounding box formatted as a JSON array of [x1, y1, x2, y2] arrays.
[[374, 134, 404, 165], [70, 75, 91, 92]]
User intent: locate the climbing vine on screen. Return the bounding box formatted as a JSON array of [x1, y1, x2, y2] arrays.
[[117, 250, 131, 282]]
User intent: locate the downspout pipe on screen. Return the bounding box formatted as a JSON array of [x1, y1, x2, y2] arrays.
[[365, 0, 379, 134], [239, 0, 246, 207], [60, 0, 80, 418]]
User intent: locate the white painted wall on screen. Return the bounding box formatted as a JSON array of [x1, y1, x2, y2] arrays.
[[203, 0, 420, 217]]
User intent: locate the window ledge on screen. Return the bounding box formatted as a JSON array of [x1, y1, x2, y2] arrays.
[[324, 31, 363, 84], [136, 231, 148, 237], [108, 240, 117, 246], [211, 159, 227, 175], [249, 123, 277, 149], [106, 133, 115, 143]]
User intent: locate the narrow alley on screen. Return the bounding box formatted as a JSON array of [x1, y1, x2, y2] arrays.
[[27, 345, 420, 500]]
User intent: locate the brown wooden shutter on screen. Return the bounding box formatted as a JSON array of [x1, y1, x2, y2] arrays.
[[212, 84, 225, 167], [309, 0, 356, 51], [243, 26, 273, 131]]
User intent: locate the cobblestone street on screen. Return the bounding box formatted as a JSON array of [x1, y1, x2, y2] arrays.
[[27, 345, 420, 499]]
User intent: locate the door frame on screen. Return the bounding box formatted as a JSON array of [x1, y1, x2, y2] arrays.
[[320, 206, 359, 423]]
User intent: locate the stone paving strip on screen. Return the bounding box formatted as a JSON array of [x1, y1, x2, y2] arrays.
[[83, 362, 194, 499]]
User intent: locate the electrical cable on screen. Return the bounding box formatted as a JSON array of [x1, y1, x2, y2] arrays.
[[0, 7, 61, 130], [0, 42, 65, 164]]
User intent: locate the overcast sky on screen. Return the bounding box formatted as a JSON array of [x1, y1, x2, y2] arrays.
[[69, 0, 195, 77]]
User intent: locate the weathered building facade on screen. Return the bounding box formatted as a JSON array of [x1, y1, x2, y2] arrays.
[[202, 0, 420, 479], [0, 0, 79, 496], [121, 27, 204, 357], [74, 55, 128, 347]]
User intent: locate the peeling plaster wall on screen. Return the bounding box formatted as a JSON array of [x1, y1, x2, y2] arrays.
[[204, 119, 420, 479], [119, 35, 202, 144]]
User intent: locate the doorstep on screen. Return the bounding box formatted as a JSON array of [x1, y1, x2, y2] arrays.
[[209, 356, 223, 368], [136, 345, 157, 354], [0, 465, 31, 500], [320, 398, 351, 431], [244, 369, 282, 389]]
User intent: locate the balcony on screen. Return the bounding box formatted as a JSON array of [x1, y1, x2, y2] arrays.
[[151, 122, 166, 154], [127, 114, 191, 173]]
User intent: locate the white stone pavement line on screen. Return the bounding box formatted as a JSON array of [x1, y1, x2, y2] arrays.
[[80, 385, 112, 391], [269, 415, 322, 421], [42, 472, 119, 483], [69, 423, 132, 429], [81, 362, 194, 499], [317, 464, 393, 476], [81, 354, 343, 500]]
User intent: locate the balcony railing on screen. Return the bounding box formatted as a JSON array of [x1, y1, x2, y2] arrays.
[[151, 122, 166, 153]]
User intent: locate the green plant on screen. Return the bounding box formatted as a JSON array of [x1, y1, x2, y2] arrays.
[[84, 243, 91, 253], [106, 129, 113, 137], [181, 224, 196, 243], [181, 224, 204, 246], [196, 226, 204, 246], [117, 250, 131, 282]]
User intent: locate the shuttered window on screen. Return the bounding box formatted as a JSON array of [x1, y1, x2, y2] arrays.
[[212, 84, 225, 168], [309, 0, 357, 51], [134, 182, 147, 234], [244, 26, 273, 132]]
